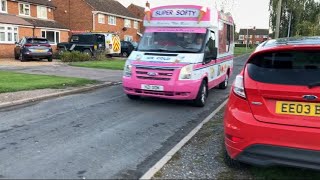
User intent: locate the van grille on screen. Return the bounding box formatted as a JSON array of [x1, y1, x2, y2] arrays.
[[135, 65, 178, 81]]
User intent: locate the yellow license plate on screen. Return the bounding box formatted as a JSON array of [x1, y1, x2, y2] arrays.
[[276, 101, 320, 117], [35, 50, 45, 52]]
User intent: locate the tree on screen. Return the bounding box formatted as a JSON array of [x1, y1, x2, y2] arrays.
[[269, 0, 320, 38]]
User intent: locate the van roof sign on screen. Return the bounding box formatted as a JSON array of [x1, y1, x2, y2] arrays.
[[153, 8, 200, 18], [144, 5, 215, 28]]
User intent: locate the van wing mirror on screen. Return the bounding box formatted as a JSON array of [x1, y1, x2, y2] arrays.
[[204, 47, 218, 64]]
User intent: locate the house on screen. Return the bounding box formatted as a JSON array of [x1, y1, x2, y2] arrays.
[[52, 0, 142, 42], [238, 28, 269, 45], [0, 0, 69, 58], [127, 3, 145, 35]]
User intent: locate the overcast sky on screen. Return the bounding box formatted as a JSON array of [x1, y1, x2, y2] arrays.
[[118, 0, 270, 32]]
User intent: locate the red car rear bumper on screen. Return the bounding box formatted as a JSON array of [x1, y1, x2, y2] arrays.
[[224, 92, 320, 169]]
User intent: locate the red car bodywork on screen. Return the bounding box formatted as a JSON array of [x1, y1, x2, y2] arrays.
[[224, 37, 320, 170]]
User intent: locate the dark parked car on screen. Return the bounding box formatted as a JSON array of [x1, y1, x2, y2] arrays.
[[57, 33, 121, 56], [120, 41, 135, 57], [14, 37, 53, 62]]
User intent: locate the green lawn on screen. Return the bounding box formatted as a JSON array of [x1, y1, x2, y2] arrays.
[[0, 71, 96, 93], [70, 59, 126, 70], [234, 47, 255, 57]]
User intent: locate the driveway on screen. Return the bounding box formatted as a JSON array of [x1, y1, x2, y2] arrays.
[[0, 59, 122, 82]]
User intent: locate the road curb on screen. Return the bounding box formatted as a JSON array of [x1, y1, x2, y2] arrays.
[[0, 82, 121, 109], [140, 99, 229, 180]]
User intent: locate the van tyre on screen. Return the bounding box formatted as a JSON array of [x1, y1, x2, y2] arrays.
[[127, 94, 140, 100], [219, 74, 229, 89], [83, 49, 92, 57], [48, 57, 53, 62], [193, 80, 208, 107]]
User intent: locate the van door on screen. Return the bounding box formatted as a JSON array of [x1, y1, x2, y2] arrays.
[[96, 34, 105, 50]]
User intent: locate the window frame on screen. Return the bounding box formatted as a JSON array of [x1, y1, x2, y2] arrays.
[[19, 3, 31, 16], [0, 24, 18, 44], [37, 6, 47, 19], [0, 0, 7, 13], [124, 19, 131, 28], [108, 16, 116, 26], [133, 21, 138, 29], [41, 29, 60, 45], [124, 35, 133, 42], [98, 14, 105, 24], [239, 35, 244, 40]]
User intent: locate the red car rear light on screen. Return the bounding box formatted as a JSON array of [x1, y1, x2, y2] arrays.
[[24, 44, 32, 47], [233, 75, 246, 99]]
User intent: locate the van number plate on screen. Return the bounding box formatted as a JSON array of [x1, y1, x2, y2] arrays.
[[141, 84, 164, 91]]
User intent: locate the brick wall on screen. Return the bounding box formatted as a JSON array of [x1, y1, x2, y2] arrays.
[[127, 5, 145, 33], [52, 0, 93, 32], [95, 15, 140, 42], [7, 1, 54, 20]]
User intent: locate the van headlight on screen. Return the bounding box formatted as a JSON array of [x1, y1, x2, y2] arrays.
[[179, 64, 193, 80], [123, 61, 132, 77]]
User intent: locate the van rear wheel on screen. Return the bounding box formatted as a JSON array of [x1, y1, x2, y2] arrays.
[[83, 49, 92, 57], [218, 74, 229, 89]]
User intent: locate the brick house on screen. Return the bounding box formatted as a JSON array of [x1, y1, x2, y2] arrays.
[[238, 29, 269, 45], [0, 0, 69, 58], [127, 3, 145, 35], [52, 0, 142, 42]]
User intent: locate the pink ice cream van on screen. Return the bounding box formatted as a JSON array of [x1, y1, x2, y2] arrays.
[[122, 4, 234, 107]]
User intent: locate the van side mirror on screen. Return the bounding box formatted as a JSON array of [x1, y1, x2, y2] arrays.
[[204, 47, 218, 64]]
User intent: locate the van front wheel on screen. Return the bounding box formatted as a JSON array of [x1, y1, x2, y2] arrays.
[[193, 80, 208, 107]]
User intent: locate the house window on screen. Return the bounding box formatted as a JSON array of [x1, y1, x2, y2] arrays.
[[256, 35, 260, 38], [41, 30, 60, 44], [37, 6, 47, 19], [263, 35, 268, 38], [108, 16, 116, 25], [0, 24, 18, 43], [239, 35, 244, 40], [124, 35, 133, 42], [134, 21, 138, 29], [98, 14, 105, 24], [124, 19, 131, 28], [19, 3, 30, 16], [1, 0, 7, 13]]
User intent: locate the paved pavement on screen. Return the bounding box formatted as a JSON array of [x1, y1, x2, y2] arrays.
[[0, 55, 248, 179]]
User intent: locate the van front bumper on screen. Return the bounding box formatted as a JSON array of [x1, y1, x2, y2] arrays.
[[122, 77, 201, 100]]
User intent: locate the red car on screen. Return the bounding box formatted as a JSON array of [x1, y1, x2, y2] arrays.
[[224, 37, 320, 170]]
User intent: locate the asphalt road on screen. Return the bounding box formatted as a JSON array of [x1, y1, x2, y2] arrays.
[[0, 55, 248, 179]]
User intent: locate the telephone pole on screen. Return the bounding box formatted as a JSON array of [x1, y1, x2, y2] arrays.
[[275, 0, 282, 38]]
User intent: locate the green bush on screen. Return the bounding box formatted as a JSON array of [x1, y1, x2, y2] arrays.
[[60, 51, 91, 62]]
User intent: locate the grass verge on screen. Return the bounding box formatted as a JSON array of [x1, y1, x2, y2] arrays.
[[70, 59, 125, 70], [234, 47, 255, 57], [0, 71, 96, 93]]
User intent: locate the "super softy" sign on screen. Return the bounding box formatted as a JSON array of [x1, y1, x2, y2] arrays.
[[152, 8, 200, 18]]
